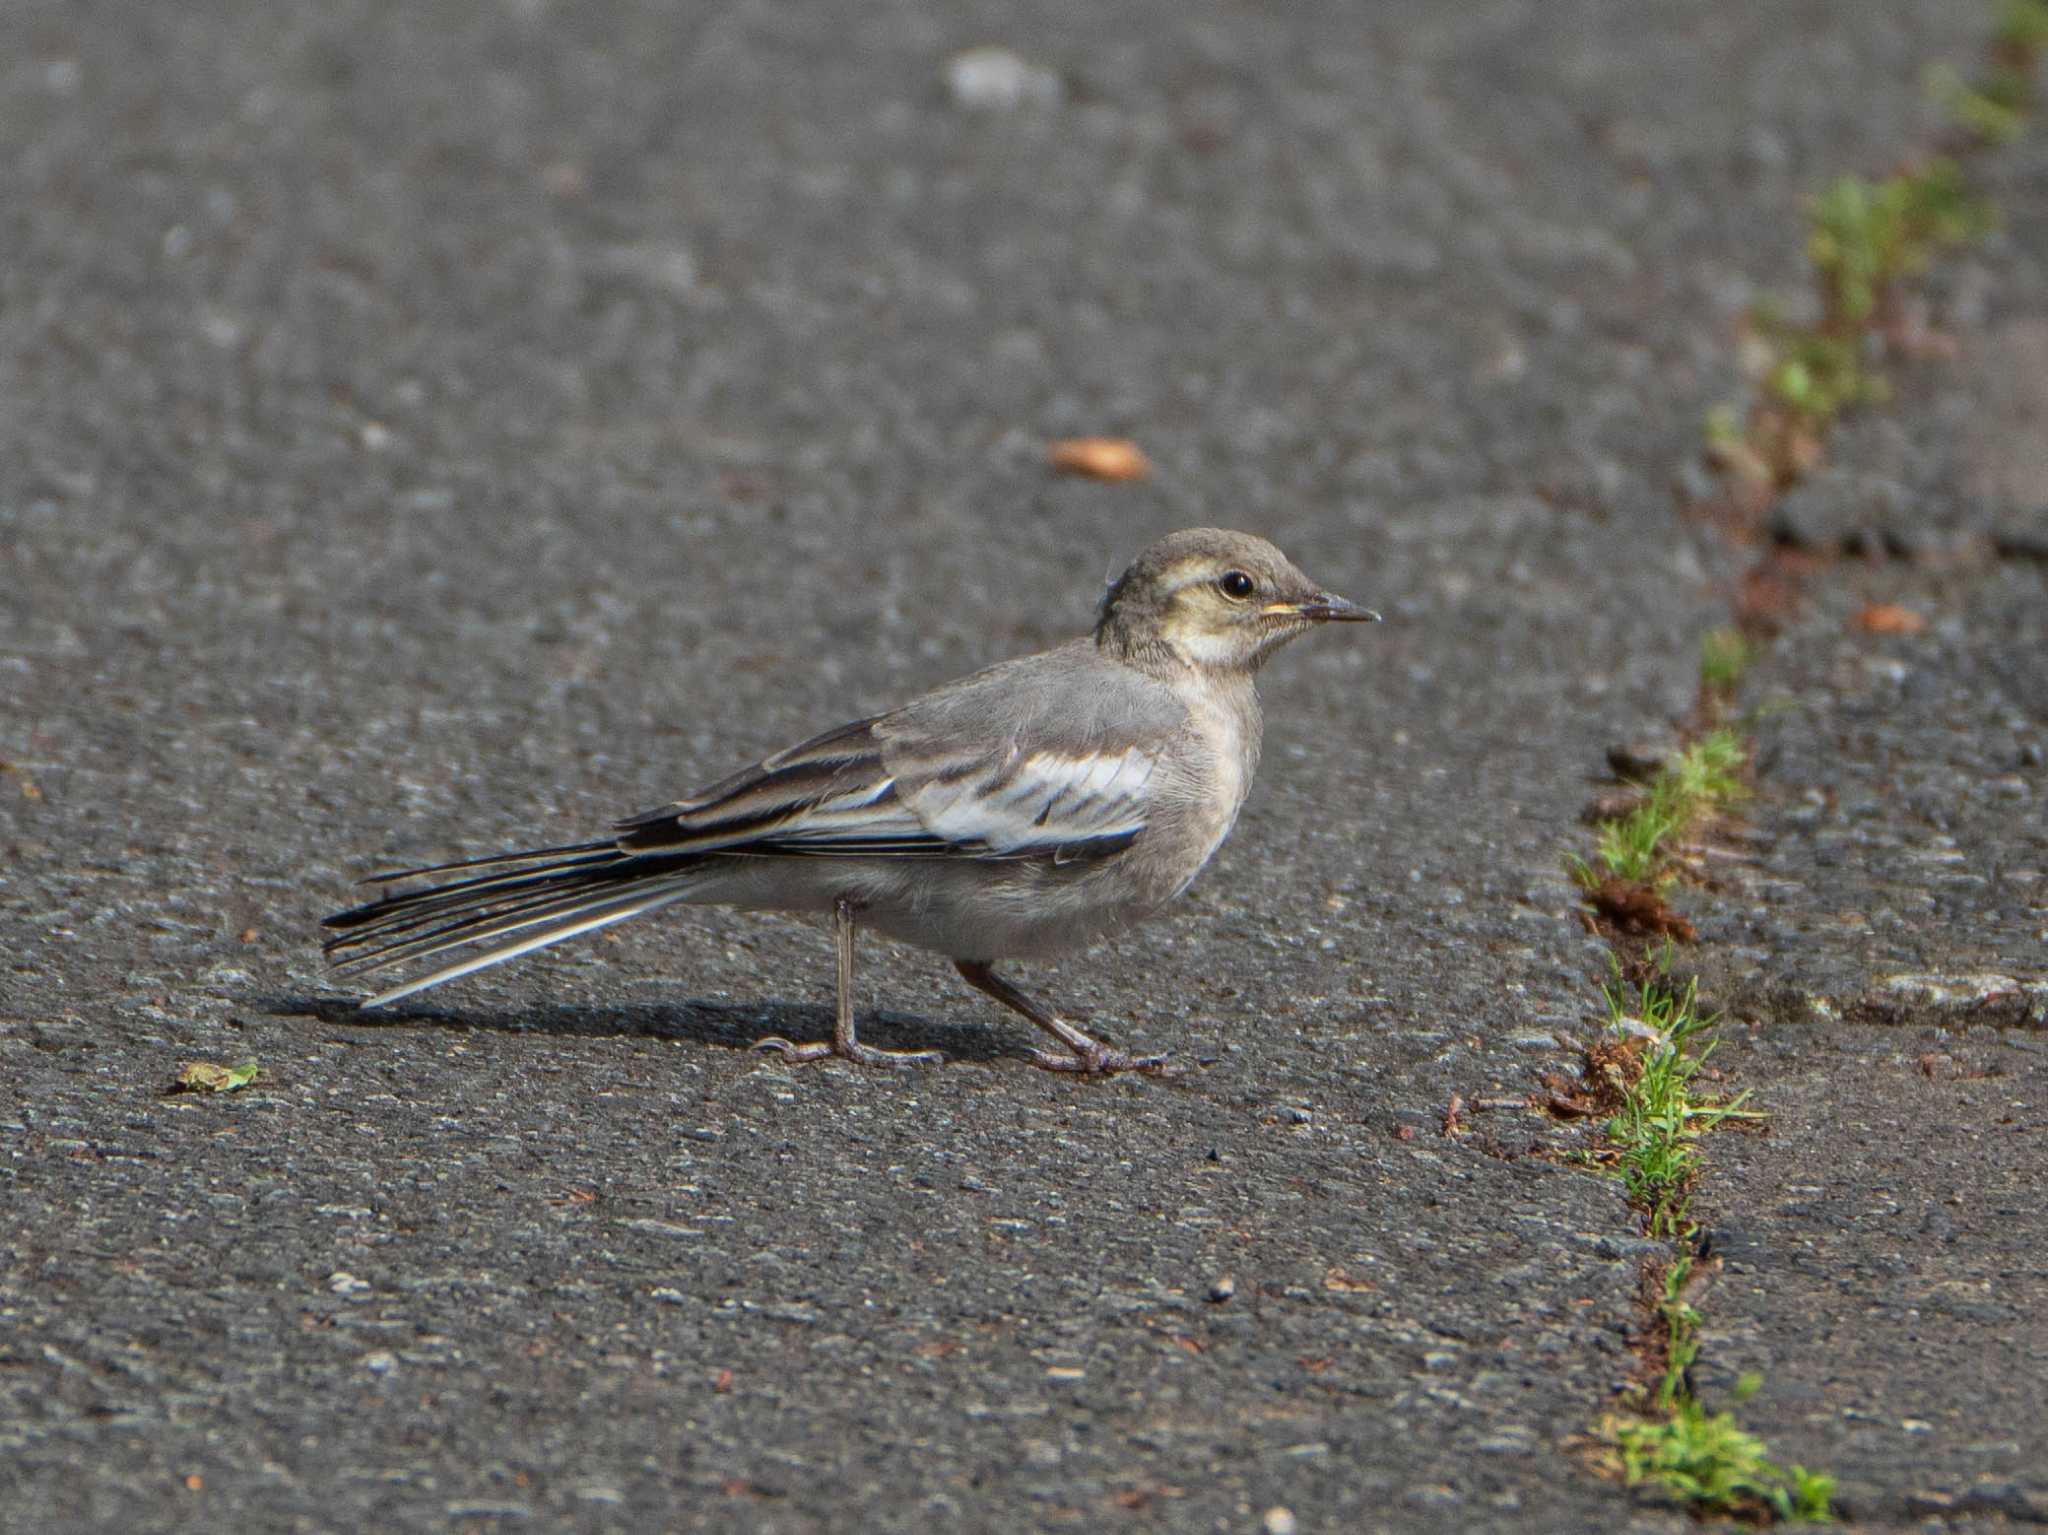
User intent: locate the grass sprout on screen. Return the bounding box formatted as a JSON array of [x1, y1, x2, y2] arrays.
[[1598, 966, 1760, 1236], [1996, 0, 2048, 56], [1607, 1404, 1836, 1523], [1805, 162, 1990, 329], [1581, 731, 1750, 891], [1700, 628, 1752, 693]]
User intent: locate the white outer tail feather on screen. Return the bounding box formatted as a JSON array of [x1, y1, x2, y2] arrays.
[[359, 877, 705, 1008]]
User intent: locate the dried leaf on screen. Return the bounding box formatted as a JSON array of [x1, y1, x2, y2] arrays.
[[1854, 602, 1926, 635], [1046, 437, 1151, 482]]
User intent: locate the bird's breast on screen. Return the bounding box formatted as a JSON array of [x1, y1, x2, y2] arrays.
[[1153, 680, 1262, 898]]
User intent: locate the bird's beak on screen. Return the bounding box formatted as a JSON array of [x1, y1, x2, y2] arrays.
[[1269, 593, 1382, 624]]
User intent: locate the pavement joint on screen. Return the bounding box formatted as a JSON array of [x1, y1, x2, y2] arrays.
[[1560, 6, 2047, 1521]]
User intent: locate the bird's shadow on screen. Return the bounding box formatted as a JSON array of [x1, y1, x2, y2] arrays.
[[261, 990, 1016, 1064]]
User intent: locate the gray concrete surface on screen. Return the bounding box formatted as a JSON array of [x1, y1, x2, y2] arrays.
[[1689, 474, 2048, 1526], [1, 1, 2038, 1531], [1681, 104, 2048, 1529]]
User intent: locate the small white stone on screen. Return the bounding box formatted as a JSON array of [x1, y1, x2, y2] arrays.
[[942, 47, 1062, 111], [1262, 1508, 1298, 1535]]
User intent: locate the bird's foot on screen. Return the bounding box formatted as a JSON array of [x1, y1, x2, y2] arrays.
[[1027, 1042, 1175, 1077], [750, 1034, 945, 1068]]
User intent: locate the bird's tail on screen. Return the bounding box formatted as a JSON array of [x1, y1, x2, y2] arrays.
[[321, 840, 711, 1008]]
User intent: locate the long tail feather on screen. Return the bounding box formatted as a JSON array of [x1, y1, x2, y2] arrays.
[[356, 839, 618, 884], [356, 879, 706, 1009], [322, 843, 711, 1007]]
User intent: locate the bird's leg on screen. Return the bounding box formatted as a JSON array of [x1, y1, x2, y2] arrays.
[[952, 960, 1171, 1077], [751, 899, 944, 1067]]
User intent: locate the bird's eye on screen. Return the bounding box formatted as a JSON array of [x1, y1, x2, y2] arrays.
[[1217, 571, 1256, 601]]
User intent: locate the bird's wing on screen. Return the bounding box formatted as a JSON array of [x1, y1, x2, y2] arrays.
[[614, 645, 1186, 863]]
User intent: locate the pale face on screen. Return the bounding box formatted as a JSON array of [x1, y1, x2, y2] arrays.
[[1097, 529, 1379, 672], [1155, 553, 1326, 670]]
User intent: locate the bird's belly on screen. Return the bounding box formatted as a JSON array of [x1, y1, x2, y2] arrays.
[[695, 856, 1154, 961]]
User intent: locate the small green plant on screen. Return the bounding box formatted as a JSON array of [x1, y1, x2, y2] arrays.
[[1575, 731, 1750, 893], [1996, 0, 2048, 57], [1930, 63, 2029, 144], [1599, 967, 1759, 1235], [1609, 1401, 1836, 1522], [1592, 802, 1680, 886], [1702, 404, 1746, 452], [1805, 162, 1990, 329], [1652, 1255, 1702, 1411], [1763, 330, 1886, 422], [1582, 956, 1825, 1520], [1700, 628, 1751, 693], [1661, 729, 1747, 810]]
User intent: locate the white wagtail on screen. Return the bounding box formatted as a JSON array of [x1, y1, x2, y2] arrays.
[[323, 528, 1378, 1075]]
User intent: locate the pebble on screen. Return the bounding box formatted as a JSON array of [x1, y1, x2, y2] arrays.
[[1606, 736, 1678, 782], [1207, 1275, 1236, 1303], [942, 47, 1062, 111], [1262, 1509, 1298, 1535], [1769, 467, 1910, 553]]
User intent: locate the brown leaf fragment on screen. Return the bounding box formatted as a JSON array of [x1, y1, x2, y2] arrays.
[[1543, 1093, 1602, 1119], [1854, 602, 1926, 635], [1046, 436, 1151, 481], [1586, 878, 1696, 940], [1440, 1094, 1464, 1137]]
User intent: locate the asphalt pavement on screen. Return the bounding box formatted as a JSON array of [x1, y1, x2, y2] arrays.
[[3, 2, 2040, 1531]]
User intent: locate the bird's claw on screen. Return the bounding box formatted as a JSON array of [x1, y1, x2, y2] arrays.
[[750, 1034, 944, 1068], [1027, 1044, 1175, 1077]]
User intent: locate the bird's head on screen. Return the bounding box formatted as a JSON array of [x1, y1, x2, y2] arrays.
[[1095, 528, 1379, 674]]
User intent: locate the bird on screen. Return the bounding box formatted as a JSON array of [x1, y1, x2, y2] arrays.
[[321, 528, 1379, 1075]]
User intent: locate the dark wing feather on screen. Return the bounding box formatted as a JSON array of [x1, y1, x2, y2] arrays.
[[613, 645, 1185, 865]]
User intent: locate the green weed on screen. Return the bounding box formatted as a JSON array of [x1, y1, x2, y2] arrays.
[[1609, 1402, 1836, 1522], [1653, 1256, 1702, 1411], [1931, 63, 2029, 144], [1996, 0, 2048, 56], [1598, 966, 1759, 1236], [1700, 628, 1752, 693], [1577, 731, 1750, 891], [1762, 329, 1886, 423], [1805, 161, 1990, 329], [1593, 802, 1680, 887]]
